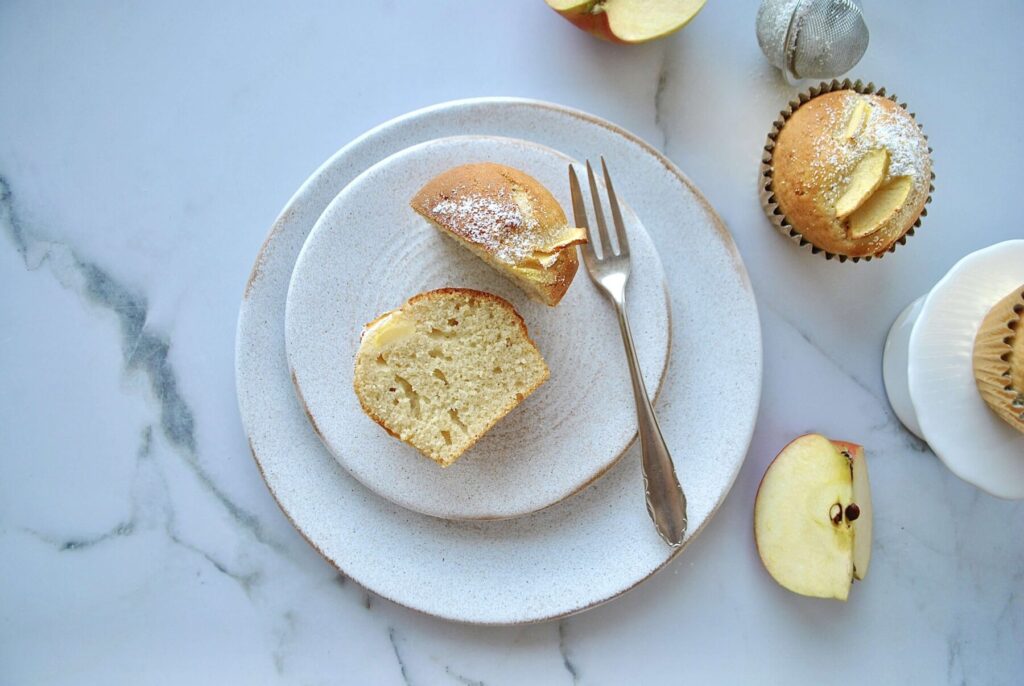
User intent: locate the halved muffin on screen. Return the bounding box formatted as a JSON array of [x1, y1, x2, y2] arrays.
[[353, 288, 550, 466], [411, 163, 586, 306]]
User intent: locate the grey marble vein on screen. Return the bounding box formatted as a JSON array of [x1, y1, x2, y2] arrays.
[[167, 527, 262, 596], [21, 417, 263, 602], [653, 43, 672, 152], [388, 627, 413, 686], [0, 173, 282, 554], [140, 423, 266, 600], [875, 518, 952, 560], [444, 665, 484, 686], [19, 425, 153, 552], [272, 610, 298, 675], [558, 620, 579, 685], [946, 630, 966, 686], [763, 300, 937, 455], [0, 176, 29, 257], [138, 425, 154, 459], [61, 522, 135, 550], [764, 301, 886, 405], [868, 416, 929, 454], [997, 590, 1018, 627], [24, 521, 135, 552]]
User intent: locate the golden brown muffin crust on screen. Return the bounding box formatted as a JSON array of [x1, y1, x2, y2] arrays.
[[411, 163, 585, 306], [412, 164, 565, 254], [772, 90, 932, 258]]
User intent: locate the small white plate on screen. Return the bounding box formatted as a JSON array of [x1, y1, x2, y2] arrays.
[[236, 98, 762, 624], [285, 135, 670, 520], [908, 240, 1024, 499]]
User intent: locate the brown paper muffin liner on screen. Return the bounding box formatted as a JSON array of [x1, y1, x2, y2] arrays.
[[759, 78, 936, 263], [973, 284, 1024, 434]]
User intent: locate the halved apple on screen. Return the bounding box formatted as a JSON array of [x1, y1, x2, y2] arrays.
[[544, 0, 707, 44], [754, 434, 872, 601]]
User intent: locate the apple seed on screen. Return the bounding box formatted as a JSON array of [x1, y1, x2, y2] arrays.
[[845, 503, 861, 522], [829, 503, 842, 525]]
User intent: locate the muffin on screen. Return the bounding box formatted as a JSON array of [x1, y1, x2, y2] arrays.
[[973, 284, 1024, 434], [762, 82, 933, 260], [353, 288, 550, 467], [412, 163, 586, 306]]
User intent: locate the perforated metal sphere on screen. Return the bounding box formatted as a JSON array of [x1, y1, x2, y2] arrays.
[[756, 0, 869, 81]]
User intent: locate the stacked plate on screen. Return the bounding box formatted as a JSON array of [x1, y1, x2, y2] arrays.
[[235, 98, 762, 625]]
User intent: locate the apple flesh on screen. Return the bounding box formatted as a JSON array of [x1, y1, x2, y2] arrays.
[[835, 440, 873, 581], [836, 98, 873, 142], [544, 0, 707, 44], [754, 434, 872, 600], [847, 175, 913, 239], [835, 148, 889, 220]]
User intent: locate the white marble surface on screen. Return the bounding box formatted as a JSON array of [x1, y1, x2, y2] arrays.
[[1, 1, 1021, 683]]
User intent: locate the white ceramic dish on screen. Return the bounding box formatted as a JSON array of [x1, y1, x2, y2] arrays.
[[285, 135, 670, 520], [882, 297, 926, 439], [236, 98, 762, 624], [909, 241, 1024, 498], [884, 240, 1024, 499]]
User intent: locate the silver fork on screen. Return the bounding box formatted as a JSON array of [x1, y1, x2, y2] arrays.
[[569, 158, 687, 547]]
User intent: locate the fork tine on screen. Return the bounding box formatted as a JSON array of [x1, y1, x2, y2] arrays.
[[586, 160, 613, 258], [568, 165, 589, 234], [601, 157, 630, 256], [569, 166, 599, 269]]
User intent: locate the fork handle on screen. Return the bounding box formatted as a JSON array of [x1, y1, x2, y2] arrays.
[[613, 300, 688, 547]]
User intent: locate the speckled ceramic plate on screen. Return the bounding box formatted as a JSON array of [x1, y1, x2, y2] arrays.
[[285, 135, 670, 520], [236, 98, 762, 624]]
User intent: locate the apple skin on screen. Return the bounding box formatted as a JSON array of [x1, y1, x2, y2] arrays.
[[829, 439, 861, 455], [545, 0, 707, 45], [550, 5, 623, 44]]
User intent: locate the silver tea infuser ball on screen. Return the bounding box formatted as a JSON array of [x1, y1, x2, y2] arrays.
[[756, 0, 869, 82]]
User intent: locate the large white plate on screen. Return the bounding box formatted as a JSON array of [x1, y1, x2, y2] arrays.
[[236, 98, 762, 624], [285, 135, 670, 520]]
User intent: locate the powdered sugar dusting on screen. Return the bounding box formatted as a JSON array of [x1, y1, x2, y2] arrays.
[[808, 92, 930, 201], [431, 187, 541, 263], [871, 106, 928, 177]]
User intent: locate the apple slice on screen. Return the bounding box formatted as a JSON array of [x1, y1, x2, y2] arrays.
[[836, 98, 873, 142], [522, 227, 588, 269], [846, 175, 913, 239], [834, 148, 889, 220], [545, 0, 707, 44], [754, 434, 872, 600]]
